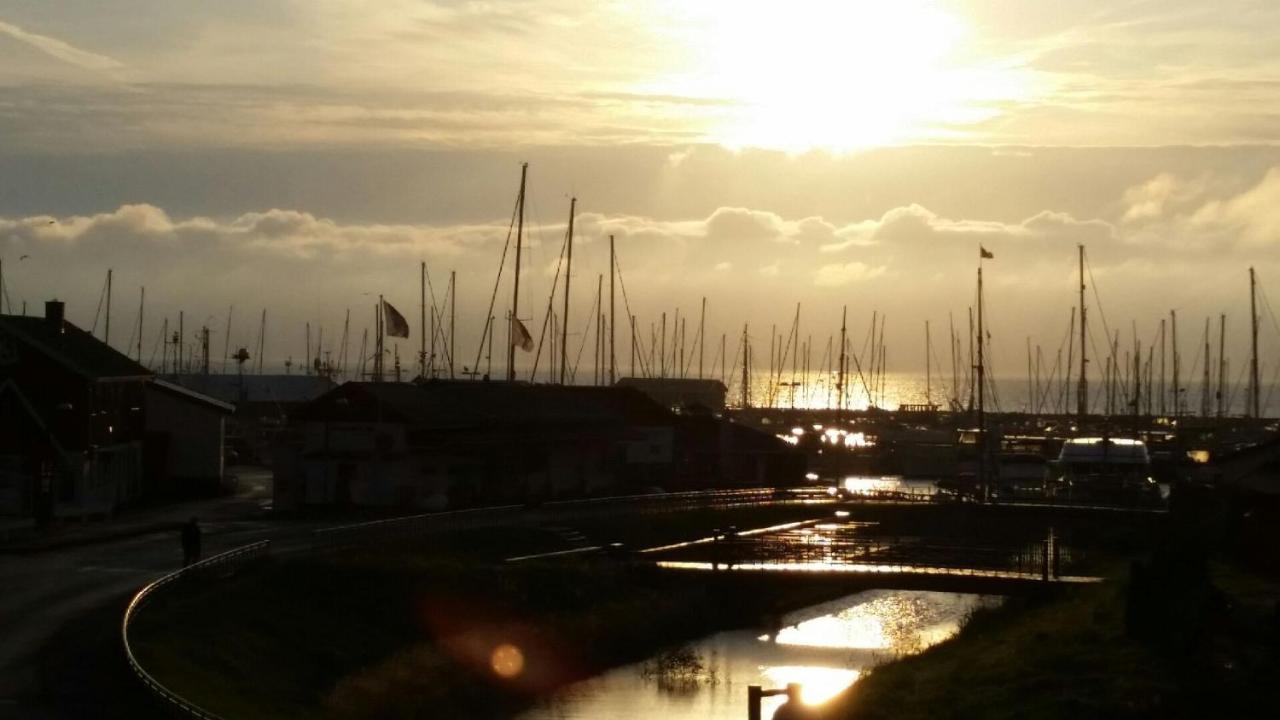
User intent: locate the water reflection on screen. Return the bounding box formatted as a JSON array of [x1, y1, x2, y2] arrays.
[[519, 590, 997, 720]]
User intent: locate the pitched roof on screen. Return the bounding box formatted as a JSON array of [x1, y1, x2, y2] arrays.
[[149, 378, 236, 413], [0, 314, 151, 380], [169, 374, 337, 405], [299, 380, 676, 428]]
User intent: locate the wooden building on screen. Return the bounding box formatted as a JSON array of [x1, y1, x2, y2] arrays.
[[0, 301, 150, 521]]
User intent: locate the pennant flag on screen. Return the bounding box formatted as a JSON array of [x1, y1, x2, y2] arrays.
[[980, 246, 994, 259], [382, 300, 410, 338], [510, 316, 534, 352]]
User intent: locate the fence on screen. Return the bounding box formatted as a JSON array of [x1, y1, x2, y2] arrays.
[[121, 540, 272, 719], [308, 487, 810, 551]]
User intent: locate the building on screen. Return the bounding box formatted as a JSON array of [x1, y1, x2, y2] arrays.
[[144, 379, 235, 497], [274, 380, 680, 512], [615, 377, 728, 413], [169, 373, 336, 463], [672, 407, 807, 489], [0, 302, 151, 521]]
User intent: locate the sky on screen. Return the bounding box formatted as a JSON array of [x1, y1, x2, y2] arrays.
[[3, 0, 1280, 392]]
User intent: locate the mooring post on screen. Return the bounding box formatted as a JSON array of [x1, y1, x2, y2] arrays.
[[748, 685, 763, 720], [748, 683, 798, 720]]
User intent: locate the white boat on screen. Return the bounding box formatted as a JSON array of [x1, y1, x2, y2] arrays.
[[1049, 437, 1158, 500]]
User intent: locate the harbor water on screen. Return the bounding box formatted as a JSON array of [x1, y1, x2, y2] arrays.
[[518, 589, 999, 720]]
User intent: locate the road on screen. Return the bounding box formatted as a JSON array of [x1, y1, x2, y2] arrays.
[[0, 468, 312, 719]]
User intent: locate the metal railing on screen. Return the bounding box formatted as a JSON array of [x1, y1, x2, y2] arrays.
[[121, 540, 272, 719], [308, 487, 820, 551], [310, 504, 525, 552]]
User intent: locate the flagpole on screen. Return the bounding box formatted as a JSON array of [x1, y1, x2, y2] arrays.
[[977, 247, 986, 503], [509, 162, 528, 382], [376, 295, 384, 383]]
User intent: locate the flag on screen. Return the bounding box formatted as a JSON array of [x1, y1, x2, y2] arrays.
[[980, 246, 994, 259], [510, 316, 534, 352], [382, 300, 409, 338]]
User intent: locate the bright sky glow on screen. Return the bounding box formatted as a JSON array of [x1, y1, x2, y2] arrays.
[[648, 1, 1031, 150]]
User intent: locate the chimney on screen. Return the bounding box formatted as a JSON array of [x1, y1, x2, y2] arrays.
[[45, 299, 66, 334]]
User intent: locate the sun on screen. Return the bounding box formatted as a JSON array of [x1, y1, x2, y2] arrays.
[[648, 1, 1023, 151]]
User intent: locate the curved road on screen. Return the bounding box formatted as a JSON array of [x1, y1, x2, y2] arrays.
[[0, 469, 315, 719]]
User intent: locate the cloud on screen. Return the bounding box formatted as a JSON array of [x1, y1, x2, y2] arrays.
[[0, 19, 121, 71], [4, 170, 1280, 373], [814, 262, 886, 287]]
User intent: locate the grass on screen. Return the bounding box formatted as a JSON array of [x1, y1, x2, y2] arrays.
[[822, 581, 1174, 720], [128, 504, 846, 719], [821, 559, 1280, 720]]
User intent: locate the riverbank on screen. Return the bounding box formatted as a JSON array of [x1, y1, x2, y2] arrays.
[[822, 561, 1280, 719]]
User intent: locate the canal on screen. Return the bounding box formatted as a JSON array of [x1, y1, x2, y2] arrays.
[[519, 588, 999, 720]]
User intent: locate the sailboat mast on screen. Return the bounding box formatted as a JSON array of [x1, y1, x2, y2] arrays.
[[925, 320, 932, 406], [508, 162, 528, 382], [949, 312, 958, 409], [561, 197, 575, 385], [1250, 267, 1260, 417], [450, 270, 456, 379], [1202, 317, 1211, 417], [136, 287, 145, 363], [977, 262, 986, 502], [342, 309, 350, 377], [376, 297, 384, 382], [837, 306, 847, 418], [698, 296, 706, 380], [741, 324, 750, 408], [610, 235, 617, 385], [1171, 309, 1179, 417], [1077, 244, 1087, 417], [257, 309, 266, 375], [223, 305, 233, 373], [105, 268, 113, 347], [1217, 313, 1227, 418], [420, 261, 427, 378]]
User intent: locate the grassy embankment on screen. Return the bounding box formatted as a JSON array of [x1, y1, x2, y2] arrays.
[[824, 506, 1280, 720], [130, 503, 843, 719]]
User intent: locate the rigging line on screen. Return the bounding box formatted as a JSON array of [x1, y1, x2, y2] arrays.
[[682, 309, 707, 379], [1085, 315, 1113, 411], [1257, 280, 1280, 343], [928, 339, 951, 407], [1084, 253, 1129, 400], [470, 189, 521, 376], [726, 330, 744, 404], [528, 222, 572, 381], [566, 284, 601, 384], [146, 321, 165, 368], [1043, 311, 1074, 412], [423, 263, 449, 365], [1262, 360, 1280, 414], [1225, 352, 1249, 414], [90, 272, 108, 335], [612, 252, 652, 379]]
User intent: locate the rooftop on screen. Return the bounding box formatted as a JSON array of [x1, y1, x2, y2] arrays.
[[0, 313, 151, 380]]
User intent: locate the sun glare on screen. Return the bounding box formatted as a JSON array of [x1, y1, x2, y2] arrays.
[[650, 1, 1023, 151]]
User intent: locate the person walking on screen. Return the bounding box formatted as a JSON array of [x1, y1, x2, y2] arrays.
[[181, 517, 202, 567]]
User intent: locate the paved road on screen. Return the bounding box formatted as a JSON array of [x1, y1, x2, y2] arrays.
[[0, 468, 313, 718]]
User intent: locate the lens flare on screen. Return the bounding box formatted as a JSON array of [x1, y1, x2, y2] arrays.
[[490, 643, 524, 679]]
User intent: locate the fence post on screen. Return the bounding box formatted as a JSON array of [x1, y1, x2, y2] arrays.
[[748, 685, 762, 720], [1040, 539, 1050, 582]]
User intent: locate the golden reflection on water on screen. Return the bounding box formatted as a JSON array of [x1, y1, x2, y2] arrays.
[[519, 590, 999, 720], [761, 666, 861, 706]]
